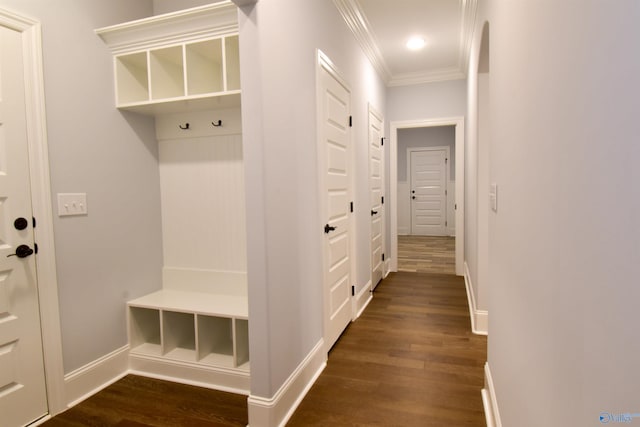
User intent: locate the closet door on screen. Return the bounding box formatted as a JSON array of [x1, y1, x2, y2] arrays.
[[318, 52, 353, 352], [368, 105, 384, 289]]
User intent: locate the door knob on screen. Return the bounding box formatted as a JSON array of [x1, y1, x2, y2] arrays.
[[371, 210, 378, 216], [412, 196, 416, 199], [7, 244, 34, 258], [14, 217, 28, 230], [324, 224, 337, 234]]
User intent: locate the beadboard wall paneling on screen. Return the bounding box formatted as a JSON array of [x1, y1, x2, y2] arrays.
[[158, 128, 246, 289]]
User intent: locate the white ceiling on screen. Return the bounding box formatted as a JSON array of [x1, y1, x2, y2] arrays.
[[334, 0, 477, 86]]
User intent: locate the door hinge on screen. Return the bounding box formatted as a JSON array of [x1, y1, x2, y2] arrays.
[[34, 243, 38, 254], [349, 116, 353, 127], [445, 158, 448, 164], [32, 217, 37, 228], [455, 204, 457, 210], [381, 196, 384, 205], [350, 201, 354, 213], [382, 253, 385, 261], [351, 285, 355, 296], [381, 137, 384, 146], [445, 221, 448, 227], [445, 189, 448, 196]]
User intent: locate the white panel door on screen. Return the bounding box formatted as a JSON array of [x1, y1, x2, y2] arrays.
[[319, 55, 352, 351], [0, 25, 48, 427], [410, 149, 448, 236], [368, 107, 384, 289]]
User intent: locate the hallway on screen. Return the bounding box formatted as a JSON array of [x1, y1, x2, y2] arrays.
[[288, 272, 487, 426], [42, 272, 487, 426], [397, 235, 456, 275]]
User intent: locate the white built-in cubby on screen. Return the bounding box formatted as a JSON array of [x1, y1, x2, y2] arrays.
[[96, 2, 249, 394], [128, 290, 249, 370], [97, 2, 241, 115]]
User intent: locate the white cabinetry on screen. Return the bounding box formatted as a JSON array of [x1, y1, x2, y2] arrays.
[[97, 2, 241, 115], [96, 2, 249, 394], [128, 290, 249, 370]]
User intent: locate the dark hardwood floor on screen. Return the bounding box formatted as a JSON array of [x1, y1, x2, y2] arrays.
[[41, 375, 248, 427], [42, 272, 486, 426], [398, 235, 456, 274], [287, 272, 487, 426]]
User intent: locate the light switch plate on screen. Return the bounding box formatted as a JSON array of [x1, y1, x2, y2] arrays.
[[58, 193, 88, 216]]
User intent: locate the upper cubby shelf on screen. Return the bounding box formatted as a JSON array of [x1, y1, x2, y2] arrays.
[[95, 2, 240, 115]]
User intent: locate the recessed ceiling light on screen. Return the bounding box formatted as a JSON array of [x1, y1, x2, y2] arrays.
[[406, 36, 426, 51]]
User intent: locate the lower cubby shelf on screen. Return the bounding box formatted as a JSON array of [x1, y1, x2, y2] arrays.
[[127, 289, 250, 392]]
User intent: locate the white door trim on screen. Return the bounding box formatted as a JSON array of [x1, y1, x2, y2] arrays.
[[0, 7, 65, 415], [407, 146, 450, 236], [390, 117, 465, 276]]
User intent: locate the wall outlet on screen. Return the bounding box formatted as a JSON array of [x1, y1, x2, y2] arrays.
[[58, 193, 88, 216]]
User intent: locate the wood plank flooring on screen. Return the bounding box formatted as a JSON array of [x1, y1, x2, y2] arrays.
[[398, 235, 456, 274], [42, 272, 486, 426], [288, 272, 487, 426], [40, 375, 248, 427]]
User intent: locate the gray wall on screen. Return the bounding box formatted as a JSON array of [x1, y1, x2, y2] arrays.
[[237, 0, 386, 398], [386, 80, 466, 260], [465, 9, 490, 312], [396, 126, 456, 235], [387, 79, 467, 122], [483, 0, 640, 425], [397, 126, 455, 182], [0, 0, 163, 374], [153, 0, 221, 15]]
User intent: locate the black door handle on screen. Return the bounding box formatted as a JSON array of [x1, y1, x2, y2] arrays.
[[371, 210, 378, 216], [324, 224, 337, 234], [412, 196, 416, 200], [14, 217, 29, 230], [7, 244, 34, 258]]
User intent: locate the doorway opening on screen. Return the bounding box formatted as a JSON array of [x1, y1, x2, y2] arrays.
[[389, 117, 465, 276]]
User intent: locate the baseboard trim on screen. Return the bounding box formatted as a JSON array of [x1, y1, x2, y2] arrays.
[[354, 280, 372, 319], [28, 415, 52, 427], [64, 345, 130, 408], [247, 339, 326, 427], [463, 262, 489, 335], [129, 353, 250, 395], [482, 362, 502, 427]]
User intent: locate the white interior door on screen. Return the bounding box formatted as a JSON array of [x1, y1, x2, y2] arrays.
[[0, 25, 48, 427], [318, 53, 352, 351], [410, 149, 448, 236], [368, 106, 384, 289]]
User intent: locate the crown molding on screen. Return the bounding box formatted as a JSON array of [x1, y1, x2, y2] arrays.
[[335, 0, 478, 87], [95, 1, 238, 54], [389, 67, 465, 87], [332, 0, 392, 84]]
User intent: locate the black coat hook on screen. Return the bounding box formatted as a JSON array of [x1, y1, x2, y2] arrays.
[[212, 120, 222, 127], [179, 123, 190, 130]]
